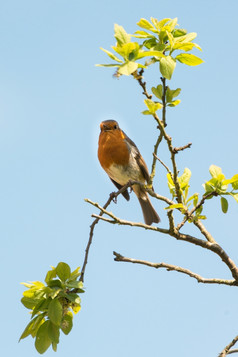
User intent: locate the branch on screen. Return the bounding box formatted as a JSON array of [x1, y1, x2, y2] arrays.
[[135, 69, 152, 99], [80, 181, 134, 282], [153, 153, 172, 175], [86, 195, 238, 282], [149, 132, 164, 186], [113, 252, 237, 286], [219, 335, 238, 356], [173, 142, 192, 154]]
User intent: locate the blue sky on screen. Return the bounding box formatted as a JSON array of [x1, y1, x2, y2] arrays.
[[1, 1, 238, 356]]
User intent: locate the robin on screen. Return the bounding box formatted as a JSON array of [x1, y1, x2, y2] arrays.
[[98, 120, 160, 225]]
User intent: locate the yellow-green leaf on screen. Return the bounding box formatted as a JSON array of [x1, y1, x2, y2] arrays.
[[160, 56, 176, 79], [114, 24, 131, 45], [100, 47, 123, 62], [137, 18, 155, 31], [35, 321, 52, 354], [221, 197, 228, 213], [144, 99, 163, 114], [176, 53, 203, 66], [118, 61, 138, 76], [48, 299, 63, 326]]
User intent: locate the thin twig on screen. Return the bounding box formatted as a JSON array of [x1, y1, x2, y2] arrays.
[[153, 153, 172, 175], [219, 335, 238, 356], [80, 181, 134, 282], [113, 252, 237, 286], [173, 142, 192, 154], [149, 132, 164, 186]]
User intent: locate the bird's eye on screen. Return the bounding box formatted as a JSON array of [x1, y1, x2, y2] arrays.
[[114, 124, 118, 129]]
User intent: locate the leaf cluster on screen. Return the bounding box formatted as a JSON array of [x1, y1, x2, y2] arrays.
[[203, 165, 238, 213], [19, 262, 84, 354], [97, 17, 203, 79]]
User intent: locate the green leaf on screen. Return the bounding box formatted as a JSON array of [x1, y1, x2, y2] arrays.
[[223, 174, 238, 187], [137, 50, 165, 59], [31, 298, 50, 318], [19, 313, 46, 341], [48, 321, 60, 344], [176, 53, 204, 66], [209, 165, 223, 179], [230, 192, 238, 203], [166, 87, 181, 102], [114, 24, 131, 45], [95, 63, 120, 68], [69, 267, 81, 281], [133, 30, 154, 38], [118, 62, 138, 75], [56, 262, 71, 282], [160, 56, 176, 80], [167, 18, 178, 32], [48, 299, 63, 326], [61, 311, 73, 335], [48, 279, 64, 289], [137, 18, 155, 31], [65, 293, 81, 305], [66, 280, 84, 290], [35, 321, 52, 354], [21, 296, 39, 309], [179, 168, 191, 188], [152, 85, 163, 100], [165, 203, 185, 210], [156, 18, 171, 29], [173, 29, 187, 37], [221, 197, 228, 213], [144, 99, 163, 114], [167, 99, 181, 107], [175, 32, 197, 43], [45, 268, 57, 285], [100, 47, 123, 62], [141, 110, 152, 115]]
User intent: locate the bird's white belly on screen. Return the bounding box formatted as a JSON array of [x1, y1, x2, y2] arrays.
[[107, 155, 144, 185]]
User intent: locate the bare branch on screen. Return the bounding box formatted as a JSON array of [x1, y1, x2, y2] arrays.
[[134, 69, 152, 99], [219, 335, 238, 356], [153, 153, 172, 175], [113, 252, 237, 286], [173, 142, 192, 154], [149, 132, 164, 186]]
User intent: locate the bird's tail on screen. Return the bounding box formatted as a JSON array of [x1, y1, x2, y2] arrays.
[[138, 194, 160, 225]]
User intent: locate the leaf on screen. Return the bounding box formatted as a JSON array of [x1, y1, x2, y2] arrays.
[[66, 280, 84, 290], [209, 165, 223, 179], [61, 311, 73, 335], [21, 296, 38, 309], [176, 53, 204, 66], [45, 268, 57, 285], [19, 313, 46, 341], [137, 18, 155, 31], [173, 29, 187, 37], [35, 321, 52, 354], [118, 62, 138, 76], [167, 100, 181, 107], [48, 321, 60, 344], [137, 50, 165, 59], [69, 267, 81, 281], [221, 197, 228, 213], [144, 99, 163, 114], [165, 203, 185, 210], [133, 30, 154, 38], [100, 47, 123, 62], [160, 56, 176, 80], [48, 299, 63, 326], [230, 192, 238, 203], [166, 87, 181, 102], [156, 18, 171, 29], [95, 63, 120, 68], [179, 168, 191, 188], [114, 24, 131, 45], [152, 85, 163, 100], [167, 18, 178, 32], [56, 262, 71, 282], [141, 110, 152, 115], [223, 174, 238, 188], [175, 32, 197, 43]]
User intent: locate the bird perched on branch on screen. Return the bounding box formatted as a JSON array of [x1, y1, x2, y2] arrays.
[[98, 120, 160, 225]]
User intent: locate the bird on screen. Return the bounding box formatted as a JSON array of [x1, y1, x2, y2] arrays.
[[98, 120, 160, 225]]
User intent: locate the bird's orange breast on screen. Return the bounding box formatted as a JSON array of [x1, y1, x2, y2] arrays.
[[98, 130, 130, 171]]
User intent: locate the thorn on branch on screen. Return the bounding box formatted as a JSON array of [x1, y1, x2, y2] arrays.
[[173, 142, 192, 154]]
